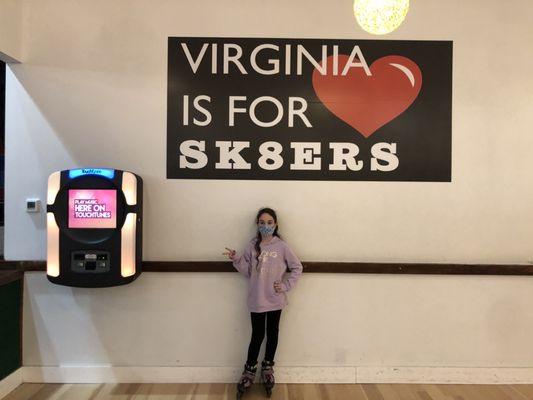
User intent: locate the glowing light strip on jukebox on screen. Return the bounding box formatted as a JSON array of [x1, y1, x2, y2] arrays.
[[122, 171, 138, 206], [121, 213, 137, 277], [46, 172, 61, 277], [47, 213, 60, 277], [121, 171, 138, 277]]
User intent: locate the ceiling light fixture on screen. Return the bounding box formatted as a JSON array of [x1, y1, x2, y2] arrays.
[[353, 0, 410, 35]]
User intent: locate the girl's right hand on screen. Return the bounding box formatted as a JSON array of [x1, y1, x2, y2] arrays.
[[223, 247, 237, 261]]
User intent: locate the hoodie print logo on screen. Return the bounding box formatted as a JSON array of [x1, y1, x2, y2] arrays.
[[259, 251, 278, 263], [256, 251, 279, 274]]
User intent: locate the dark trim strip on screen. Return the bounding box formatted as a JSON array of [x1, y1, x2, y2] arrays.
[[0, 270, 23, 286], [146, 261, 533, 275], [0, 261, 44, 272], [2, 260, 533, 275]]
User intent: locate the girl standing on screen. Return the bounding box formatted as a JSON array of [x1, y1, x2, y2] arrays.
[[224, 207, 303, 398]]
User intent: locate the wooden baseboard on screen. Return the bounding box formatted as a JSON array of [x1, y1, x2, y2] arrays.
[[19, 365, 533, 384], [0, 369, 23, 399]]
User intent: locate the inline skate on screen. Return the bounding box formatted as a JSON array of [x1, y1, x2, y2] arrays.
[[236, 363, 256, 399], [261, 360, 275, 397]]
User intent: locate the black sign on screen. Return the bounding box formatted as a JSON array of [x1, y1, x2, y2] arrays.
[[167, 37, 452, 181]]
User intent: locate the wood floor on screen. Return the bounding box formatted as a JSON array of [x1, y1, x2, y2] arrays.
[[4, 383, 533, 400]]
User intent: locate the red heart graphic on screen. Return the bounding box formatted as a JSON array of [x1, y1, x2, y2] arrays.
[[312, 55, 422, 138]]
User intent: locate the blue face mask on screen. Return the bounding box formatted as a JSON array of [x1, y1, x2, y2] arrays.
[[258, 225, 275, 236]]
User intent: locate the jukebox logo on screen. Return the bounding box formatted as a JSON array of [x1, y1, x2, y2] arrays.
[[166, 37, 452, 181]]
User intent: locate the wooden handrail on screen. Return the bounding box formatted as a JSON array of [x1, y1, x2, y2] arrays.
[[2, 260, 533, 275]]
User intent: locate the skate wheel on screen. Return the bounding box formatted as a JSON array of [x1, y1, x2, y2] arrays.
[[236, 385, 245, 400]]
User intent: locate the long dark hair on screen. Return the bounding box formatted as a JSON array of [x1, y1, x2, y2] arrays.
[[254, 207, 280, 261]]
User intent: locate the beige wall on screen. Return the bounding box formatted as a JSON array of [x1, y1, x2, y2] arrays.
[[22, 272, 533, 369], [6, 0, 533, 378], [0, 0, 23, 62], [5, 0, 533, 264]]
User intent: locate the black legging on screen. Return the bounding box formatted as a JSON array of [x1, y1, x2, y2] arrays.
[[246, 310, 282, 366]]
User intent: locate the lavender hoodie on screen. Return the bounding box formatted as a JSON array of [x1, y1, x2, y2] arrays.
[[232, 236, 303, 313]]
